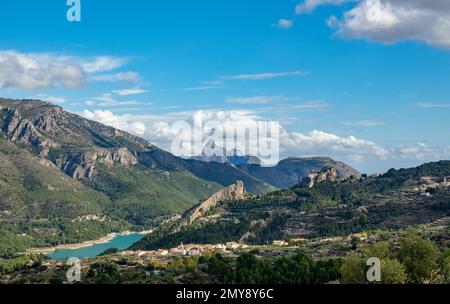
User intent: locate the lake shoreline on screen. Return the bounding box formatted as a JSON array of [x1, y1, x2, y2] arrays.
[[26, 230, 152, 255]]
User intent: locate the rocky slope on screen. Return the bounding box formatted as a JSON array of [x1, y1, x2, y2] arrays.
[[187, 181, 246, 224], [236, 157, 361, 189], [0, 98, 273, 194], [307, 167, 338, 188]]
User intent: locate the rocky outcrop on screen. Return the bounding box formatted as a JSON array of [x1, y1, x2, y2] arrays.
[[58, 147, 138, 180], [0, 108, 59, 156], [307, 167, 338, 188], [188, 181, 246, 224]]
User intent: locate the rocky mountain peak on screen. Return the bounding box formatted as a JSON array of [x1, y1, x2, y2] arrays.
[[307, 167, 338, 188], [187, 181, 246, 224]]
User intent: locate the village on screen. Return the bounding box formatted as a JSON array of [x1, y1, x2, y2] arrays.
[[110, 232, 372, 263], [415, 176, 450, 197]]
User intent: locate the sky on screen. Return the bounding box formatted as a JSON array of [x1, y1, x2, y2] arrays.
[[1, 0, 450, 173]]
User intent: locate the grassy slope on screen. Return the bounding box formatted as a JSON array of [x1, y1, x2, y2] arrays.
[[0, 137, 133, 257], [87, 165, 222, 226], [0, 137, 110, 218]]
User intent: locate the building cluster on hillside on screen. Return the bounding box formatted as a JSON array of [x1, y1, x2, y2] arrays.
[[414, 176, 450, 196], [121, 242, 250, 259]]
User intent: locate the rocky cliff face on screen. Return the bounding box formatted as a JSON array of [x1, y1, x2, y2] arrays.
[[0, 108, 59, 156], [307, 167, 338, 188], [58, 147, 138, 180], [188, 181, 246, 224]]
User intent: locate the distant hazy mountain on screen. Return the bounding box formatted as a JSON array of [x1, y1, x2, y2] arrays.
[[236, 157, 361, 189], [191, 140, 262, 166], [191, 142, 360, 189]]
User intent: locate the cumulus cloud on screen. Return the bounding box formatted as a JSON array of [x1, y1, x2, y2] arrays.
[[393, 142, 450, 162], [82, 109, 146, 135], [80, 108, 450, 169], [281, 129, 389, 158], [142, 110, 389, 165], [0, 51, 85, 90], [296, 0, 450, 49], [0, 50, 139, 90]]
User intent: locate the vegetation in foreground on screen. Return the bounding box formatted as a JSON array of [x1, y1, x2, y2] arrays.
[[1, 228, 449, 284]]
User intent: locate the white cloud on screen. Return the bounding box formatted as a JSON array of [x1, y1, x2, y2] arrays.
[[291, 101, 329, 109], [0, 50, 137, 90], [81, 56, 127, 73], [343, 119, 386, 126], [222, 71, 310, 80], [226, 96, 283, 105], [98, 100, 142, 107], [393, 142, 450, 161], [80, 108, 450, 168], [0, 51, 85, 90], [184, 80, 224, 91], [31, 94, 67, 104], [281, 129, 389, 158], [112, 89, 148, 96], [142, 110, 389, 164], [86, 93, 145, 107], [89, 71, 140, 83], [322, 0, 450, 49], [296, 0, 353, 14], [184, 86, 222, 91], [276, 19, 294, 29], [82, 109, 146, 135]]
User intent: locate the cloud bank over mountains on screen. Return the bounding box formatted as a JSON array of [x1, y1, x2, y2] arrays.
[[79, 108, 449, 170]]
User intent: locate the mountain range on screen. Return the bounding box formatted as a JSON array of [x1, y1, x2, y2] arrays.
[[0, 98, 359, 255], [132, 160, 450, 251]]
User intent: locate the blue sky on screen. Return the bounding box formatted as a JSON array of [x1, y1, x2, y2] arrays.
[[1, 0, 450, 173]]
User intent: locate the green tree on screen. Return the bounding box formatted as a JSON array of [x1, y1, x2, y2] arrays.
[[207, 253, 234, 283], [361, 241, 390, 259], [380, 258, 407, 284], [440, 249, 450, 283], [360, 241, 406, 284], [340, 253, 366, 284], [398, 229, 439, 283], [272, 253, 314, 284], [235, 253, 272, 284]]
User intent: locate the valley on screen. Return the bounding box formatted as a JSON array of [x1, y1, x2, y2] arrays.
[[1, 98, 449, 285]]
